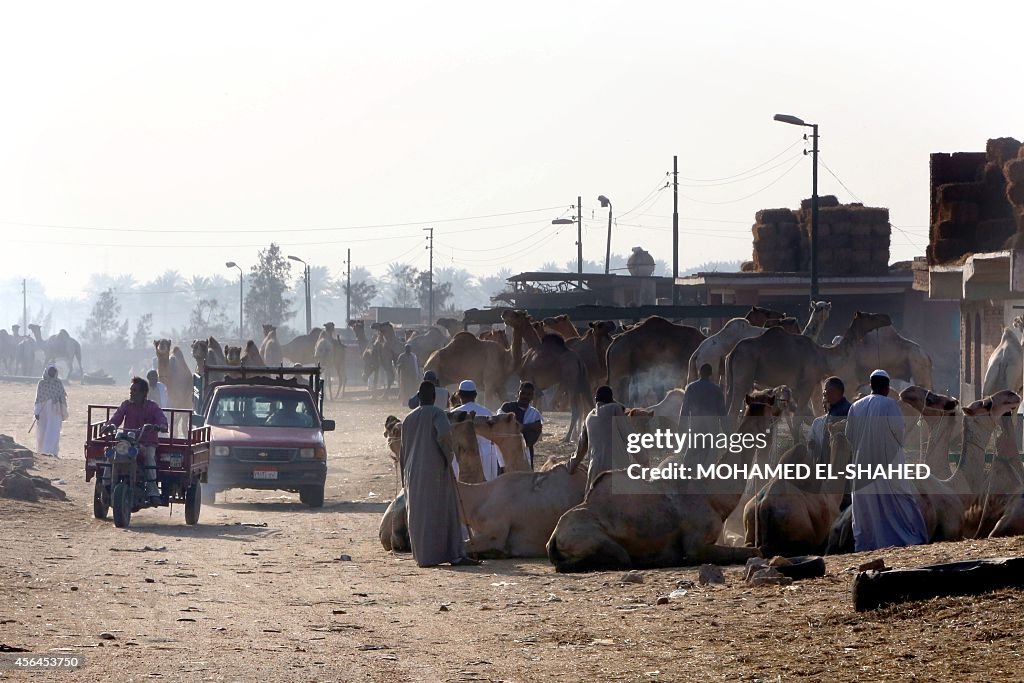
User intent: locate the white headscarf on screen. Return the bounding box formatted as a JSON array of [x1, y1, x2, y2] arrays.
[[35, 364, 67, 404]]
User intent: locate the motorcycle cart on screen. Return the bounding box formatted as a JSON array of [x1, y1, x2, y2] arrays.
[[84, 406, 210, 528]]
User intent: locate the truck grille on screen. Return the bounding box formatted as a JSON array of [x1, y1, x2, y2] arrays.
[[233, 447, 297, 463]]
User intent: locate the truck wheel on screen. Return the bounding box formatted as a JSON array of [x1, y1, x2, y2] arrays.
[[184, 481, 202, 525], [93, 479, 109, 520], [112, 482, 132, 528], [300, 485, 325, 508]]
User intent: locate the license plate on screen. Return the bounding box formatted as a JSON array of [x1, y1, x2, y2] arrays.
[[253, 468, 278, 480]]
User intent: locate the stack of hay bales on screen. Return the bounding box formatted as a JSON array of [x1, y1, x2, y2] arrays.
[[928, 137, 1022, 264], [751, 208, 800, 272], [798, 197, 890, 275]]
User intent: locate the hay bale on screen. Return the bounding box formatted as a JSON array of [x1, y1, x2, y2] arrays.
[[937, 220, 973, 241], [1007, 182, 1024, 208], [849, 250, 870, 264], [800, 195, 840, 209], [850, 207, 889, 224], [1004, 159, 1024, 185], [870, 248, 890, 264], [755, 208, 797, 224], [740, 260, 755, 272], [939, 201, 979, 224], [938, 182, 985, 204], [849, 223, 871, 237], [870, 222, 891, 238], [752, 223, 775, 240], [929, 239, 970, 264], [986, 137, 1022, 167]]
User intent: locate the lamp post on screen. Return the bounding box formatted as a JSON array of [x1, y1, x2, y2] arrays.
[[552, 196, 583, 288], [225, 261, 243, 341], [287, 255, 312, 333], [598, 195, 613, 275], [773, 113, 819, 302]]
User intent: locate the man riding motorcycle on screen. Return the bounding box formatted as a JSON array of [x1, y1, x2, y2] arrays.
[[104, 376, 168, 505]]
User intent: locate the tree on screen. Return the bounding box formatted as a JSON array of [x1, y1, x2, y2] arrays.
[[244, 243, 294, 339], [384, 263, 419, 308], [179, 298, 233, 340], [343, 280, 379, 318], [133, 313, 153, 350], [80, 289, 122, 346], [477, 268, 513, 305], [415, 271, 453, 313], [436, 267, 478, 311]]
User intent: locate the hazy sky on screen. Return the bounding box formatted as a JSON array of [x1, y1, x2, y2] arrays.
[[2, 1, 1021, 302]]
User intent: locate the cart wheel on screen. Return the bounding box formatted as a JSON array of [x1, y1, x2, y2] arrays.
[[185, 481, 202, 525], [300, 485, 325, 508], [93, 479, 109, 520], [112, 482, 132, 528]]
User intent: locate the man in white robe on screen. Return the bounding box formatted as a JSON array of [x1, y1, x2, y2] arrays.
[[33, 364, 67, 457], [846, 369, 928, 552], [452, 379, 504, 480]]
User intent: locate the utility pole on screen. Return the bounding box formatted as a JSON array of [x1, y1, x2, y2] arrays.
[[22, 279, 27, 336], [305, 263, 312, 334], [672, 156, 679, 305], [809, 124, 819, 302], [576, 196, 583, 288], [424, 228, 434, 324], [345, 248, 351, 323]]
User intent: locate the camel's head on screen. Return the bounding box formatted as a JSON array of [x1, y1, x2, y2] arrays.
[[965, 390, 1021, 418], [589, 320, 617, 337], [207, 335, 223, 353], [154, 339, 171, 358], [28, 323, 40, 334], [347, 319, 363, 331], [242, 340, 262, 363], [323, 322, 335, 334], [845, 311, 892, 341], [224, 345, 242, 365], [262, 324, 276, 337], [745, 305, 786, 326], [12, 325, 19, 336], [899, 385, 959, 416], [500, 309, 531, 329], [765, 316, 801, 334], [383, 415, 402, 439], [371, 322, 395, 339], [809, 301, 832, 324], [191, 338, 209, 363]]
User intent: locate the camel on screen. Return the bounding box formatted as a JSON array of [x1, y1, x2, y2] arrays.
[[543, 315, 580, 340], [502, 310, 592, 441], [382, 410, 484, 485], [830, 325, 934, 392], [644, 388, 685, 420], [982, 317, 1024, 396], [153, 340, 194, 430], [435, 317, 462, 338], [314, 328, 344, 400], [347, 320, 369, 351], [204, 336, 228, 384], [224, 345, 242, 365], [472, 413, 531, 471], [567, 321, 616, 393], [43, 329, 83, 379], [405, 326, 449, 360], [0, 329, 15, 374], [724, 311, 892, 419], [280, 327, 324, 364], [764, 317, 801, 333], [424, 333, 515, 409], [971, 412, 1024, 538], [605, 316, 706, 406], [479, 329, 510, 349], [259, 324, 283, 366], [744, 306, 787, 327], [240, 340, 264, 366], [191, 339, 209, 376], [16, 324, 43, 376], [380, 463, 589, 558], [743, 422, 851, 557], [545, 393, 780, 572], [365, 322, 403, 396], [687, 302, 831, 384]]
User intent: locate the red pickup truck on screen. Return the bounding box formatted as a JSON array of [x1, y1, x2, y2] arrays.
[[194, 366, 334, 507]]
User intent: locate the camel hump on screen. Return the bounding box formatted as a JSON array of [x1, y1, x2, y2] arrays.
[[540, 333, 567, 348]]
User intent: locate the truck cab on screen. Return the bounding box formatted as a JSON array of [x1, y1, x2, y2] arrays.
[[195, 365, 334, 507]]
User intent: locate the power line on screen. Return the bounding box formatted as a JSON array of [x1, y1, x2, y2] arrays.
[[676, 152, 805, 188], [675, 138, 804, 182], [678, 156, 806, 205], [0, 205, 567, 234]]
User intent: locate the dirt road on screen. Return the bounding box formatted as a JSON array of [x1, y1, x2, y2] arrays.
[[2, 380, 1024, 682]]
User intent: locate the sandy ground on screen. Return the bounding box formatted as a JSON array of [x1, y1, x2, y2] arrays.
[[2, 379, 1024, 682]]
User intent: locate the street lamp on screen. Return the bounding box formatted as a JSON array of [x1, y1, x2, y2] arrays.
[[773, 113, 819, 301], [552, 195, 583, 288], [598, 195, 613, 275], [287, 255, 312, 334], [225, 261, 243, 341]]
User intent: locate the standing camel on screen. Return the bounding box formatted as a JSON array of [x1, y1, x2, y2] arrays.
[[0, 329, 15, 374], [314, 327, 346, 400], [567, 321, 616, 393], [605, 316, 706, 405], [259, 324, 283, 366], [43, 329, 83, 379], [154, 339, 194, 432]]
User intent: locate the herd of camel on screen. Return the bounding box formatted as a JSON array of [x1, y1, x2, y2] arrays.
[[0, 324, 83, 378], [376, 304, 1024, 572]]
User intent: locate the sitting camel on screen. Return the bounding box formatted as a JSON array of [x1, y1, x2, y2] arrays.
[[743, 422, 851, 557], [545, 393, 778, 572]]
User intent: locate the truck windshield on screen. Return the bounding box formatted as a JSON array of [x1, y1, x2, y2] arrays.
[[208, 393, 318, 428]]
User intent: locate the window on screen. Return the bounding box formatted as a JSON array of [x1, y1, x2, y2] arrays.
[[208, 392, 317, 428]]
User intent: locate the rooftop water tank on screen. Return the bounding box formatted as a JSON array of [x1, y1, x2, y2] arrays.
[[627, 246, 656, 277]]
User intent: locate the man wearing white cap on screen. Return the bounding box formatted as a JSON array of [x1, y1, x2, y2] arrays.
[[845, 368, 928, 551], [452, 379, 504, 481]]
